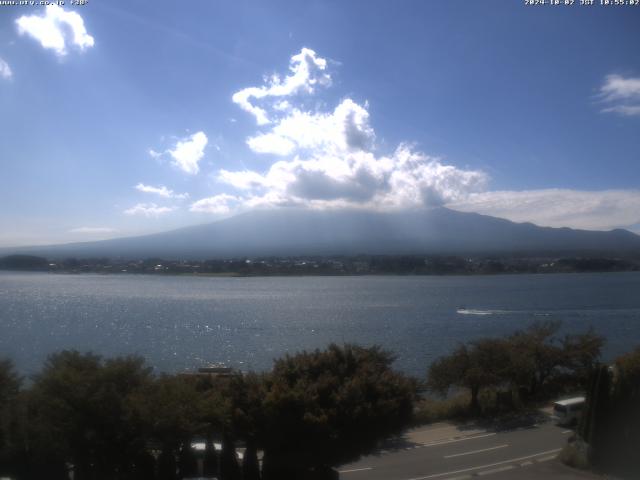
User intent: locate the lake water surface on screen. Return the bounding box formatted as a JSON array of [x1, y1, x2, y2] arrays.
[[1, 271, 639, 377]]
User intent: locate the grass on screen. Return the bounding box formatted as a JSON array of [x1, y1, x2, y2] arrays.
[[412, 393, 473, 425]]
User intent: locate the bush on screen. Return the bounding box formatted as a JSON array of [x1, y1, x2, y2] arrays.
[[413, 394, 471, 425]]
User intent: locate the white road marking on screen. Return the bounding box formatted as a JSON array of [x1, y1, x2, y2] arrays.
[[520, 460, 533, 466], [416, 425, 479, 435], [423, 433, 497, 447], [536, 454, 557, 462], [339, 467, 373, 474], [562, 430, 572, 434], [477, 465, 514, 476], [405, 448, 562, 480], [444, 444, 508, 459]]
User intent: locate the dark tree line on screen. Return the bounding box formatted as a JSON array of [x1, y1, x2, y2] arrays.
[[427, 321, 604, 411], [0, 345, 416, 480], [2, 324, 634, 480]]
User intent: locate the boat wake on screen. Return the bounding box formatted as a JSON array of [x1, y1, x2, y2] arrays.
[[456, 308, 497, 315], [456, 308, 553, 316]]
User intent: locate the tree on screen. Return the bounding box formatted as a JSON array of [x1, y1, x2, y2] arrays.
[[0, 359, 21, 478], [560, 329, 604, 389], [506, 321, 565, 398], [25, 351, 153, 480], [129, 374, 203, 480], [427, 339, 511, 411], [614, 346, 640, 387], [427, 322, 604, 409], [261, 344, 416, 480], [505, 322, 603, 399]]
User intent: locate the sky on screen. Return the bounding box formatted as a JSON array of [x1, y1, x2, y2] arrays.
[[0, 0, 639, 247]]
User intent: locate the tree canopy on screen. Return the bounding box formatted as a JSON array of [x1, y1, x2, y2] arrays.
[[260, 344, 417, 479], [427, 321, 604, 409]]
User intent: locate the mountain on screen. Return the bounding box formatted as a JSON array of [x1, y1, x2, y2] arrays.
[[4, 208, 640, 259]]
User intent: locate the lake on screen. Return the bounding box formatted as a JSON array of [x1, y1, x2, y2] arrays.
[[1, 271, 639, 378]]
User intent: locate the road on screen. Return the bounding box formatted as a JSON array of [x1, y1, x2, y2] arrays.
[[337, 420, 595, 480]]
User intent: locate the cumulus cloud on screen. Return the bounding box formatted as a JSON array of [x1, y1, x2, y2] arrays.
[[0, 58, 12, 80], [135, 183, 188, 199], [15, 5, 94, 56], [246, 99, 375, 156], [168, 131, 208, 174], [69, 227, 116, 234], [448, 189, 640, 231], [219, 144, 488, 211], [247, 133, 296, 156], [200, 50, 640, 233], [599, 74, 640, 116], [221, 50, 486, 212], [220, 48, 491, 213], [123, 203, 176, 217], [190, 194, 240, 214], [232, 47, 331, 125]]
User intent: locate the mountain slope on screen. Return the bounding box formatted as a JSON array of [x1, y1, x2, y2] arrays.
[[4, 208, 640, 259]]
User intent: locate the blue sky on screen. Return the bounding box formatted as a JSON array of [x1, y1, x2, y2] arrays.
[[1, 0, 639, 246]]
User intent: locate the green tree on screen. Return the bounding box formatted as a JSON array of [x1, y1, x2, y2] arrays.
[[261, 344, 416, 480], [427, 338, 511, 411], [559, 329, 604, 388], [129, 374, 203, 480], [25, 351, 152, 480], [506, 322, 603, 399], [0, 359, 22, 477], [506, 321, 565, 398]]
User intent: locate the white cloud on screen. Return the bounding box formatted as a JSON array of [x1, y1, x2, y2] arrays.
[[219, 144, 488, 211], [168, 131, 208, 175], [224, 51, 485, 212], [599, 74, 640, 117], [0, 58, 12, 80], [246, 99, 375, 156], [124, 203, 176, 217], [15, 5, 94, 56], [209, 50, 640, 233], [448, 189, 640, 231], [135, 183, 188, 199], [232, 47, 331, 125], [247, 133, 296, 156], [148, 149, 162, 159], [600, 74, 640, 101], [69, 227, 116, 234], [190, 194, 239, 214], [218, 169, 270, 190], [602, 105, 640, 117]]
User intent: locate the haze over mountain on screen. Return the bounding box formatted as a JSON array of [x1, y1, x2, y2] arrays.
[[3, 208, 640, 260]]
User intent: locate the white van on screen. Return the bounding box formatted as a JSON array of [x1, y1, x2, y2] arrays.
[[553, 396, 585, 426]]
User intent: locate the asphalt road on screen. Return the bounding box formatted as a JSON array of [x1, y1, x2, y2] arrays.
[[337, 420, 586, 480]]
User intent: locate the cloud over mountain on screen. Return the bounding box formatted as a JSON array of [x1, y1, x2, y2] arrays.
[[216, 48, 488, 213], [448, 189, 640, 231]]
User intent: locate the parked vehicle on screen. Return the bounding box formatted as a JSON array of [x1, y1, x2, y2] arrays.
[[553, 396, 585, 426]]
